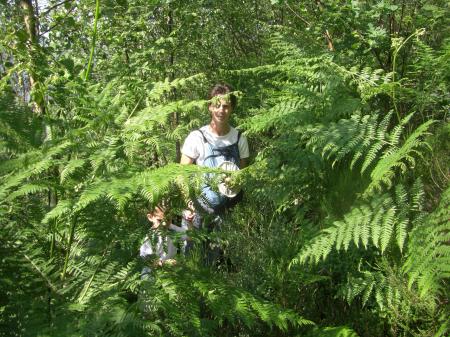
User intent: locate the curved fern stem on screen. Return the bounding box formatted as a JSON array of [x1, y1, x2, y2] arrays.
[[49, 220, 55, 259], [24, 254, 61, 296], [61, 217, 76, 281], [392, 28, 426, 123], [78, 248, 107, 303], [84, 0, 100, 81]]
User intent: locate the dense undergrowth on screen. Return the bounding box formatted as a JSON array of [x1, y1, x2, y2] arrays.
[[1, 1, 449, 336]]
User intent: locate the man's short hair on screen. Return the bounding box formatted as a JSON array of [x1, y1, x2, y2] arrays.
[[208, 83, 237, 109]]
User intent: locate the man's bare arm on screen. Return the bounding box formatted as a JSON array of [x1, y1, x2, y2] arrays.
[[180, 154, 195, 165], [240, 158, 248, 169]]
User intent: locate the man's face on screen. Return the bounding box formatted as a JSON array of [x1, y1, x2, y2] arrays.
[[209, 95, 233, 127]]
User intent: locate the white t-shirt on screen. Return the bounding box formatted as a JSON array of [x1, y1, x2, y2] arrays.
[[181, 125, 249, 166], [139, 223, 187, 262]]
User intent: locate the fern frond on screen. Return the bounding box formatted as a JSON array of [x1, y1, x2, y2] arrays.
[[75, 180, 111, 211], [305, 326, 360, 337], [292, 183, 424, 265], [403, 186, 450, 298], [303, 113, 389, 171], [42, 201, 73, 224], [302, 110, 434, 195], [61, 159, 87, 183], [6, 182, 50, 202], [242, 98, 305, 135], [366, 119, 434, 193], [331, 62, 389, 99], [73, 164, 204, 211], [147, 73, 207, 102], [186, 269, 314, 331], [125, 99, 206, 132], [0, 140, 73, 198], [344, 269, 401, 310]]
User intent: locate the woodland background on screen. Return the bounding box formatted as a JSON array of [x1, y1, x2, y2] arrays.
[[0, 0, 449, 336]]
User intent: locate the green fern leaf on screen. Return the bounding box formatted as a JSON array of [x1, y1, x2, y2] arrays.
[[42, 200, 73, 223], [366, 119, 434, 193], [293, 182, 424, 264], [403, 186, 450, 298], [6, 183, 50, 201], [61, 159, 86, 183]]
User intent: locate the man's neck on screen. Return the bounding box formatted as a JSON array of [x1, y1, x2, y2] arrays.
[[209, 121, 230, 136]]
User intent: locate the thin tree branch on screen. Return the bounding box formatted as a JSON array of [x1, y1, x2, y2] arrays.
[[324, 29, 334, 51], [38, 5, 76, 36], [285, 2, 311, 27], [39, 0, 73, 17], [84, 0, 100, 81]]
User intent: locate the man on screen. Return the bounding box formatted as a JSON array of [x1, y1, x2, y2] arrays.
[[180, 83, 249, 215]]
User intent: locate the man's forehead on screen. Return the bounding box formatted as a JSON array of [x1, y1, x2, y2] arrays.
[[211, 95, 231, 104]]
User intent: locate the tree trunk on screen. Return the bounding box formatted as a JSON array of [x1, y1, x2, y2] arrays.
[[167, 8, 181, 162], [19, 0, 45, 115]]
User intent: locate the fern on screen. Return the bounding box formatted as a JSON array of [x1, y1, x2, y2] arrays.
[[302, 111, 434, 194], [366, 117, 434, 193], [330, 62, 393, 101], [341, 257, 444, 336], [66, 164, 208, 214], [143, 265, 314, 334], [303, 113, 389, 169], [146, 73, 208, 102], [0, 92, 40, 154], [344, 269, 402, 310], [291, 181, 424, 265], [6, 182, 51, 202], [1, 5, 447, 335], [242, 98, 306, 135], [60, 159, 87, 183], [305, 326, 360, 337], [403, 185, 450, 298], [0, 140, 73, 200]]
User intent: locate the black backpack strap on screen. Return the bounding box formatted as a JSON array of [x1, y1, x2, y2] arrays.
[[236, 130, 241, 144], [197, 129, 208, 143]]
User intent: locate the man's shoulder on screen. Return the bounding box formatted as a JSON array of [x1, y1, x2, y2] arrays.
[[185, 127, 205, 141], [234, 127, 247, 142], [197, 125, 210, 135], [187, 126, 210, 136]]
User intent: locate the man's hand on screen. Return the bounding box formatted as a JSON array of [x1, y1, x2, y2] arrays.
[[164, 259, 177, 266]]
